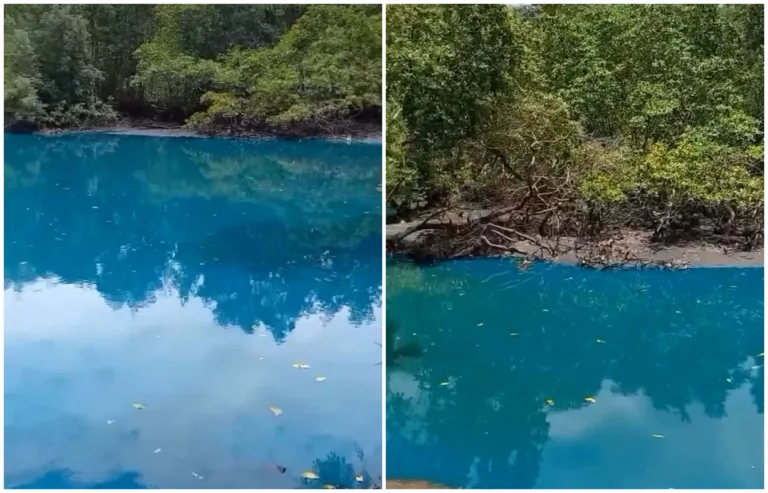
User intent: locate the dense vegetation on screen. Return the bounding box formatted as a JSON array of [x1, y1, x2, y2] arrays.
[[387, 5, 764, 255], [4, 5, 381, 136]]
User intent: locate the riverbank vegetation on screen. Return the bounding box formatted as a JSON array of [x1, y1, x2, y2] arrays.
[[4, 5, 381, 136], [387, 5, 763, 261]]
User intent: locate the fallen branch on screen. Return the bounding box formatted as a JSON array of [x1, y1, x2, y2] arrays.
[[489, 223, 555, 256]]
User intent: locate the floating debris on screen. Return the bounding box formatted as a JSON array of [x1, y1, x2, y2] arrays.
[[106, 420, 115, 425], [301, 471, 319, 480], [439, 382, 450, 387], [323, 485, 336, 489], [355, 475, 364, 482], [191, 472, 203, 479], [316, 376, 327, 382], [259, 357, 266, 361], [542, 309, 549, 312], [651, 433, 664, 438], [596, 339, 605, 344], [269, 406, 283, 416], [758, 352, 764, 358], [154, 448, 161, 454], [132, 403, 146, 410], [292, 362, 311, 369], [476, 323, 484, 327], [584, 396, 596, 403], [545, 398, 554, 406], [751, 365, 762, 370], [510, 332, 519, 336], [726, 377, 733, 383]]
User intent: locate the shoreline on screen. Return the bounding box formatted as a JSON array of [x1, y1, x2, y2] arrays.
[[5, 117, 382, 142], [387, 220, 764, 268]]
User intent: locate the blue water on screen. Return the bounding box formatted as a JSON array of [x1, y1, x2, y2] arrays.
[[4, 133, 383, 489], [386, 259, 764, 489]]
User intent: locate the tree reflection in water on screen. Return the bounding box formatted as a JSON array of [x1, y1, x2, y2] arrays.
[[386, 259, 763, 489], [5, 133, 382, 489]]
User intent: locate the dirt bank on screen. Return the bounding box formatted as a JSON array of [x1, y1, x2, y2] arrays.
[[387, 215, 763, 267]]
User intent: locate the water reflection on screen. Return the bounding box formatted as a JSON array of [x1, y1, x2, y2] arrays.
[[386, 259, 763, 489], [5, 133, 382, 489]]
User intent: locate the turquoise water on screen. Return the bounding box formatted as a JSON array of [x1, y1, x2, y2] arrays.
[[5, 133, 382, 489], [386, 259, 764, 489]]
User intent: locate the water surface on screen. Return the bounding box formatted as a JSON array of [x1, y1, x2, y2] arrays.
[[386, 259, 763, 489], [5, 133, 382, 489]]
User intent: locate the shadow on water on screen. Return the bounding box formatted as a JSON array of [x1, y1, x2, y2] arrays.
[[386, 259, 764, 489], [4, 133, 382, 489]]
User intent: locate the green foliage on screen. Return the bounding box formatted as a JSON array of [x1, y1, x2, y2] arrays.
[[33, 5, 104, 106], [187, 5, 382, 128], [4, 15, 42, 116], [4, 4, 377, 133], [387, 5, 519, 160], [152, 5, 304, 59], [388, 4, 764, 243], [132, 42, 218, 114]]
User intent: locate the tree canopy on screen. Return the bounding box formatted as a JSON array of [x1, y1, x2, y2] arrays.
[[4, 5, 382, 135], [387, 5, 763, 252]]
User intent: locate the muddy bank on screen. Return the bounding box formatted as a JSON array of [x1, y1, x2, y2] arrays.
[[387, 216, 763, 267]]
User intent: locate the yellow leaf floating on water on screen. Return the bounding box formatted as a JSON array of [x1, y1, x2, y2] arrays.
[[316, 376, 327, 382], [545, 398, 554, 406], [269, 406, 283, 416], [132, 403, 145, 410], [355, 475, 363, 482], [584, 396, 596, 403], [652, 433, 664, 438], [301, 471, 319, 480]]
